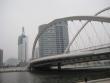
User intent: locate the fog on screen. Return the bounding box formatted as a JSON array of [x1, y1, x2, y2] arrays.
[[0, 0, 110, 62]]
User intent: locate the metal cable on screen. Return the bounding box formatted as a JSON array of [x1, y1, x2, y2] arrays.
[[101, 22, 110, 40], [73, 21, 86, 49], [80, 21, 93, 47], [90, 22, 102, 44], [69, 22, 80, 50]]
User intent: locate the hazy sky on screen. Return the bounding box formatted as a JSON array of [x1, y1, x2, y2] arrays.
[[0, 0, 110, 62]]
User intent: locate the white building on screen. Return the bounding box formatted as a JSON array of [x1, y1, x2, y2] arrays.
[[18, 27, 28, 64]]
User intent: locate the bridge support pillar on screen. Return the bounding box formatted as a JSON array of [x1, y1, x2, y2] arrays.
[[57, 63, 61, 71], [28, 66, 32, 72], [28, 66, 34, 72]]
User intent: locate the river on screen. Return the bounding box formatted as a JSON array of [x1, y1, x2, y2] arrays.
[[0, 69, 110, 83]]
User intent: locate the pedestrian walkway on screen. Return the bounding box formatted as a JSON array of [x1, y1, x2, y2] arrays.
[[79, 78, 110, 83]]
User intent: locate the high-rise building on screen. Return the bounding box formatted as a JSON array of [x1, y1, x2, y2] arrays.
[[6, 58, 18, 66], [0, 49, 3, 67], [34, 47, 39, 58], [18, 27, 28, 64], [39, 21, 69, 57]]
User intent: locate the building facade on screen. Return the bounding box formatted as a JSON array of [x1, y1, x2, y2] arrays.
[[39, 21, 69, 58], [34, 47, 39, 58], [18, 27, 28, 64], [0, 49, 3, 67]]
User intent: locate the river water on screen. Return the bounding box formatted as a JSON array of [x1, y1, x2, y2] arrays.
[[0, 69, 110, 83]]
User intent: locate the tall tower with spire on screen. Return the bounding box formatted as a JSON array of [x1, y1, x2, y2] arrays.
[[18, 27, 28, 65]]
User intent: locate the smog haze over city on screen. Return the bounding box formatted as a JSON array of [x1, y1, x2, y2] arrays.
[[0, 0, 110, 83], [0, 0, 110, 62]]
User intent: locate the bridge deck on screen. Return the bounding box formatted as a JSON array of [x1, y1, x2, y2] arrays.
[[30, 45, 110, 68]]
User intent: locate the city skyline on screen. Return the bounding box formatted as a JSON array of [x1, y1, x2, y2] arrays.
[[0, 0, 110, 61]]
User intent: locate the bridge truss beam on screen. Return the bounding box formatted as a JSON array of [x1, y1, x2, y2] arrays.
[[65, 6, 110, 53], [32, 16, 110, 59]]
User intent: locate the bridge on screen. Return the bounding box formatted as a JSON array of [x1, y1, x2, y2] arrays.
[[30, 44, 110, 70], [29, 7, 110, 71]]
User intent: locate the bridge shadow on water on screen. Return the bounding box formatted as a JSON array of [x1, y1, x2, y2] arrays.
[[30, 68, 110, 83]]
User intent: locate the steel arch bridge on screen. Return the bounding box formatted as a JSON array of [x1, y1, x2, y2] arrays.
[[30, 7, 110, 70]]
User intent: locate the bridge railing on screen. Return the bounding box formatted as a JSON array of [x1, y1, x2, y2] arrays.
[[70, 43, 110, 53], [31, 45, 110, 63]]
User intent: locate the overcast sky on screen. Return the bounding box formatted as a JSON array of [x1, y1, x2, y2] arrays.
[[0, 0, 110, 62]]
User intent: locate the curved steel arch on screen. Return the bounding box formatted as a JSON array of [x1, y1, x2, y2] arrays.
[[32, 16, 110, 59], [32, 7, 110, 59], [64, 6, 110, 53]]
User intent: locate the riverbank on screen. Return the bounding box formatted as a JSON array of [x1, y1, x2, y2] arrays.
[[0, 67, 28, 73], [79, 78, 110, 83]]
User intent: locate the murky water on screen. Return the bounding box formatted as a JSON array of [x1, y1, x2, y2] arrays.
[[0, 69, 110, 83]]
